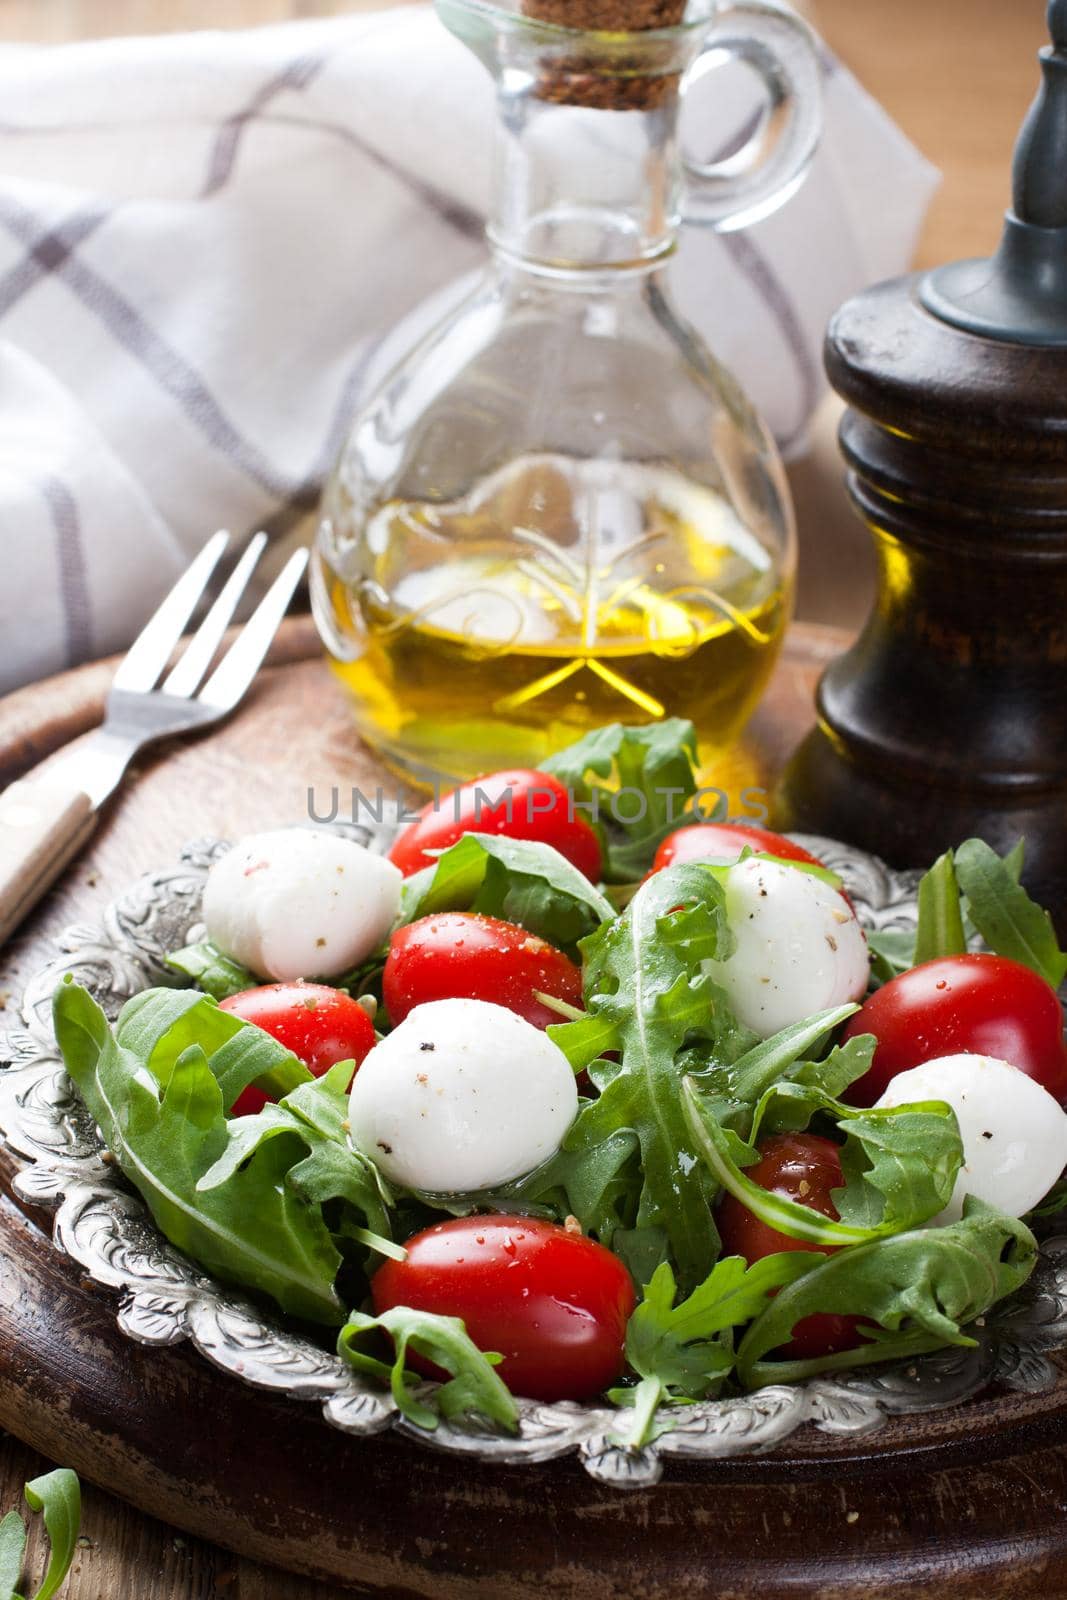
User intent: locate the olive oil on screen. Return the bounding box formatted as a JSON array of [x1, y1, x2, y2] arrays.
[[317, 455, 792, 785]]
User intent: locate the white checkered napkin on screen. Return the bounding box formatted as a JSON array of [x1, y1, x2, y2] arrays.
[[0, 6, 937, 693]]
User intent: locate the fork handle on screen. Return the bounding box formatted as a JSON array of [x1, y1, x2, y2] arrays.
[[0, 779, 97, 949]]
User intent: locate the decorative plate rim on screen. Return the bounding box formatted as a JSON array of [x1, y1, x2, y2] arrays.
[[2, 828, 1067, 1490]]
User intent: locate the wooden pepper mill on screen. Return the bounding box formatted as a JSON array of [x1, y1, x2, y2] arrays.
[[776, 0, 1067, 930]]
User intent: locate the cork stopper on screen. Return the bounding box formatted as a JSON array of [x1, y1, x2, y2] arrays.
[[524, 0, 686, 26], [521, 0, 688, 108]]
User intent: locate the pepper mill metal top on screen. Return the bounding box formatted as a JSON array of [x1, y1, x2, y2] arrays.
[[922, 0, 1067, 345]]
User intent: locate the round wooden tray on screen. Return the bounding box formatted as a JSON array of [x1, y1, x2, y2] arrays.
[[3, 617, 1067, 1599]]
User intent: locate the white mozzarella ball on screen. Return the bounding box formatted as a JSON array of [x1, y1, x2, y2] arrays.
[[348, 998, 578, 1191], [703, 857, 869, 1037], [876, 1053, 1067, 1223], [202, 827, 401, 982]]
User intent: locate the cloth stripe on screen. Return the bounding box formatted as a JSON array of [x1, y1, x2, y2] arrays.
[[719, 228, 819, 454], [264, 110, 484, 238], [40, 472, 93, 666], [202, 51, 330, 198], [0, 208, 109, 319]]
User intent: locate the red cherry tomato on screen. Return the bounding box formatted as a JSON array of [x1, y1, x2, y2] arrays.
[[649, 822, 828, 877], [372, 1215, 635, 1401], [388, 769, 602, 882], [383, 913, 582, 1031], [219, 983, 376, 1116], [841, 953, 1067, 1107], [716, 1133, 865, 1360]]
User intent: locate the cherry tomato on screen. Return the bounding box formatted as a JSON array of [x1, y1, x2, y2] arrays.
[[219, 982, 376, 1116], [649, 822, 828, 877], [388, 769, 602, 882], [383, 913, 582, 1031], [372, 1215, 635, 1401], [716, 1132, 865, 1360], [841, 953, 1067, 1107]]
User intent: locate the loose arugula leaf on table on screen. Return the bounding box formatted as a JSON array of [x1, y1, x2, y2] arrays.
[[397, 833, 614, 953], [955, 837, 1067, 989], [0, 1468, 80, 1600], [541, 718, 705, 882], [338, 1306, 519, 1433], [0, 1513, 22, 1600], [682, 1075, 962, 1245], [736, 1199, 1038, 1388], [610, 1254, 818, 1447], [53, 982, 369, 1324], [545, 864, 746, 1292], [165, 940, 258, 1000]]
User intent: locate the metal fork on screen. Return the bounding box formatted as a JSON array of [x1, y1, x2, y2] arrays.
[[0, 531, 309, 948]]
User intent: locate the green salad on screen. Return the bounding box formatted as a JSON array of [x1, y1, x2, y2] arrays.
[[52, 720, 1067, 1445]]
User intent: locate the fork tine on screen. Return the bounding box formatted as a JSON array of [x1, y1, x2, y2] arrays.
[[197, 547, 310, 713], [161, 532, 268, 699], [111, 530, 230, 694]]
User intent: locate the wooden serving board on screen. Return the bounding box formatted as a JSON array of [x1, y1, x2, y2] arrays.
[[4, 617, 1067, 1600]]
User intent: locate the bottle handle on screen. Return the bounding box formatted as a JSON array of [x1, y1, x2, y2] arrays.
[[680, 0, 823, 233]]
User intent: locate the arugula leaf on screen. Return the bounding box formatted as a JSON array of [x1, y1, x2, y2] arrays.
[[338, 1306, 519, 1433], [410, 1129, 643, 1248], [1001, 838, 1026, 884], [622, 1254, 816, 1396], [165, 940, 258, 1000], [751, 1080, 961, 1230], [682, 1076, 961, 1245], [0, 1469, 82, 1600], [546, 1011, 621, 1075], [914, 850, 967, 965], [397, 833, 613, 952], [685, 1006, 867, 1134], [783, 1034, 877, 1096], [509, 1131, 641, 1240], [21, 1471, 80, 1600], [609, 1253, 818, 1449], [611, 1225, 670, 1289], [736, 1198, 1038, 1387], [866, 926, 918, 985], [114, 986, 311, 1109], [196, 1063, 402, 1261], [1027, 1175, 1067, 1221], [548, 865, 744, 1291], [860, 838, 1053, 987], [0, 1511, 24, 1600], [541, 719, 704, 882], [53, 981, 348, 1324], [954, 837, 1067, 989]]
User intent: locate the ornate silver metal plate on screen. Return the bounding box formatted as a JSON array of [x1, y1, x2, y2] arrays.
[[2, 831, 1066, 1489]]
